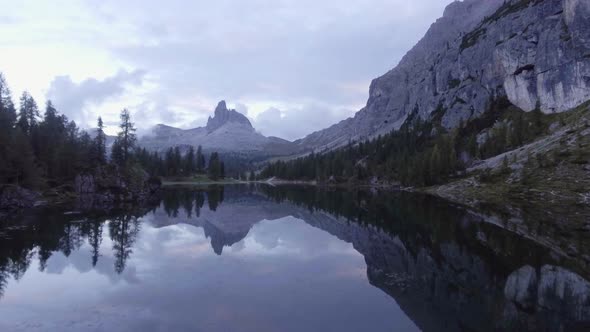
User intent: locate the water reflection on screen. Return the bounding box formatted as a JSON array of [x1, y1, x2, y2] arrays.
[[0, 185, 589, 331]]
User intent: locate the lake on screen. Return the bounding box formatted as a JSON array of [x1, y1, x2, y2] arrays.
[[0, 185, 589, 332]]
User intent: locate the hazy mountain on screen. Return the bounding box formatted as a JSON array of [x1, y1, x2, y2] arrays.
[[295, 0, 590, 152], [139, 101, 296, 158], [138, 0, 590, 161]]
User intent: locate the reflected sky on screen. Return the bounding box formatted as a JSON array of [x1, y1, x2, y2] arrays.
[[0, 214, 418, 332], [1, 185, 589, 332]]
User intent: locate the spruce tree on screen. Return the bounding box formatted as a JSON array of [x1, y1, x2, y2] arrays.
[[94, 117, 107, 165], [17, 91, 39, 135], [208, 152, 221, 180], [173, 147, 182, 175], [11, 128, 40, 188], [165, 147, 175, 176], [196, 145, 205, 173], [0, 74, 17, 182], [112, 109, 136, 166], [0, 73, 16, 130], [185, 146, 195, 175]]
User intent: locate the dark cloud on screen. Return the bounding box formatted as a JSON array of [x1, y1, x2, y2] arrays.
[[46, 69, 146, 125]]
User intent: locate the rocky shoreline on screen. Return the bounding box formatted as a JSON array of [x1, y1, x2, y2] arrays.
[[0, 165, 161, 217]]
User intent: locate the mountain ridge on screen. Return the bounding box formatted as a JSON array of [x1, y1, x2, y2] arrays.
[[139, 100, 296, 157], [294, 0, 590, 152], [139, 0, 590, 162]]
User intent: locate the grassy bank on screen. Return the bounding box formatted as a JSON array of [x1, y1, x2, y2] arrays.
[[425, 102, 590, 225]]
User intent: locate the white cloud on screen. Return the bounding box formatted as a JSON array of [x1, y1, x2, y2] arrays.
[[0, 0, 454, 139], [46, 70, 146, 127], [253, 104, 357, 141]]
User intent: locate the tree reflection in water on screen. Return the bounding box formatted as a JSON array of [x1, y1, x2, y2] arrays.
[[0, 184, 589, 331]]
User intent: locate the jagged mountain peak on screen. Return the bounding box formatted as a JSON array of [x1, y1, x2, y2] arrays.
[[139, 100, 297, 157], [206, 100, 253, 133]]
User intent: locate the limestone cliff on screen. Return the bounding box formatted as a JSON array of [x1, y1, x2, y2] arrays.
[[297, 0, 590, 152]]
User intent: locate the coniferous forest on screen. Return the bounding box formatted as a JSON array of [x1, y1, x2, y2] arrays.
[[0, 68, 572, 193], [260, 98, 554, 186], [0, 73, 225, 192]]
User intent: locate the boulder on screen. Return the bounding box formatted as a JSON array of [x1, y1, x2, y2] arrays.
[[504, 265, 538, 310], [0, 185, 40, 211]]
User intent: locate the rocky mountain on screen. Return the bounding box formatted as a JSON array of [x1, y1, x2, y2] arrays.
[[139, 100, 296, 157], [295, 0, 590, 152]]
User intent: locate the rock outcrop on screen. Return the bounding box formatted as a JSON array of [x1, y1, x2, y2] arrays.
[[0, 185, 40, 212], [74, 165, 161, 209], [503, 264, 590, 329], [206, 100, 253, 133], [296, 0, 590, 152]]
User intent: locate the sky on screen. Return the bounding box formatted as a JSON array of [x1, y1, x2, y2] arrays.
[[0, 0, 453, 139]]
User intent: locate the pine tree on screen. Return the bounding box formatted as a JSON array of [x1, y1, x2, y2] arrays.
[[165, 147, 175, 176], [173, 147, 182, 175], [196, 145, 205, 173], [11, 128, 40, 188], [0, 74, 17, 181], [112, 109, 136, 166], [208, 152, 221, 180], [94, 117, 107, 165], [36, 101, 63, 178], [111, 139, 124, 167], [185, 146, 196, 176], [0, 73, 16, 130], [17, 91, 39, 135]]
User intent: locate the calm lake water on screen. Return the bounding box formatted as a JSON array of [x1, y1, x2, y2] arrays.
[[0, 185, 589, 332]]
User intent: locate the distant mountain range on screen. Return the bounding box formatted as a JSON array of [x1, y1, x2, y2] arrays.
[[138, 101, 297, 158], [138, 0, 590, 162]]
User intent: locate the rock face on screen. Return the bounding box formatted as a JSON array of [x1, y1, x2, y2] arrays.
[[139, 100, 296, 157], [504, 265, 539, 310], [503, 264, 590, 329], [74, 165, 161, 208], [296, 0, 590, 152], [0, 185, 40, 212], [206, 101, 253, 133]]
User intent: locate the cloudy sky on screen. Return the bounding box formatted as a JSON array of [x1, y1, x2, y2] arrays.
[[0, 0, 453, 139]]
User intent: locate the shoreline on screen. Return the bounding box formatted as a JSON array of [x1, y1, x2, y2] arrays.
[[4, 178, 589, 224]]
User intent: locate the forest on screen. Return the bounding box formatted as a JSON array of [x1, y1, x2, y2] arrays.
[[260, 98, 552, 186], [0, 69, 558, 191], [0, 73, 227, 191]]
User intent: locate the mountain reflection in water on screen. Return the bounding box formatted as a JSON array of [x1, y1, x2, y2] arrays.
[[0, 185, 589, 332]]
